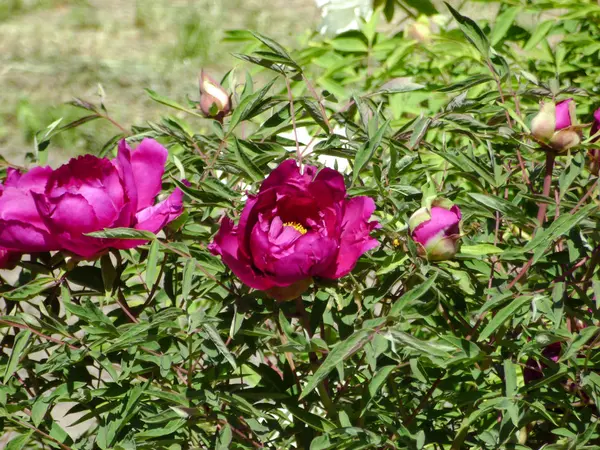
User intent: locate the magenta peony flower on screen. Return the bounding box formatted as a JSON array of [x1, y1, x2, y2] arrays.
[[0, 247, 20, 270], [0, 139, 183, 259], [588, 108, 600, 174], [0, 166, 58, 252], [523, 342, 561, 384], [409, 200, 461, 261], [209, 160, 379, 300], [531, 99, 580, 152]]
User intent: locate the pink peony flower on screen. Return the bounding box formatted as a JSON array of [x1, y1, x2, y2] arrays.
[[209, 160, 379, 300], [0, 139, 183, 259], [409, 200, 461, 261], [0, 166, 58, 252], [588, 108, 600, 174]]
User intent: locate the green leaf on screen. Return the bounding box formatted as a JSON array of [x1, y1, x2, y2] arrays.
[[503, 359, 517, 397], [409, 116, 431, 150], [368, 365, 396, 397], [228, 77, 277, 131], [216, 423, 233, 450], [145, 239, 161, 288], [4, 330, 31, 383], [389, 273, 438, 316], [85, 227, 156, 241], [232, 137, 264, 183], [524, 20, 554, 51], [331, 31, 369, 52], [469, 193, 529, 223], [135, 418, 186, 438], [300, 98, 329, 133], [478, 296, 532, 341], [3, 277, 57, 301], [31, 396, 50, 427], [250, 31, 298, 69], [490, 7, 521, 46], [6, 433, 33, 450], [385, 329, 452, 360], [287, 404, 336, 432], [300, 329, 374, 399], [527, 203, 597, 264], [352, 120, 389, 184], [203, 323, 237, 369], [182, 258, 195, 302], [445, 2, 490, 57], [145, 89, 204, 118], [371, 78, 425, 95], [460, 244, 503, 256]]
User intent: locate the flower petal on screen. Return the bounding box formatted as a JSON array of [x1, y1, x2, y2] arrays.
[[130, 138, 169, 210], [320, 196, 379, 279], [209, 218, 276, 290], [0, 219, 58, 252], [114, 140, 139, 222], [412, 206, 460, 246], [134, 188, 184, 233], [555, 99, 573, 130]]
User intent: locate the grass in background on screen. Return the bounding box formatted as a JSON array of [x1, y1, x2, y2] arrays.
[[0, 0, 318, 164]]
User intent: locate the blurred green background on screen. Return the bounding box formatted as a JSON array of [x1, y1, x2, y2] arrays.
[[0, 0, 319, 164]]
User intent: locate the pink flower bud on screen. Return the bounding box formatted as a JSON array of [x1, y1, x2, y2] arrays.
[[409, 200, 461, 261], [531, 99, 580, 152], [199, 71, 231, 120]]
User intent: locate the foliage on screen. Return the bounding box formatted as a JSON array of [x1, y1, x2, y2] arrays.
[[2, 0, 600, 448]]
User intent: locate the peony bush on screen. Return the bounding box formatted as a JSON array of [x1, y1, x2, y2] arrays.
[[2, 1, 600, 448]]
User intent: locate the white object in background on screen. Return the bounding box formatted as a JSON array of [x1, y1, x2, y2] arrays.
[[280, 127, 350, 174], [315, 0, 373, 35]]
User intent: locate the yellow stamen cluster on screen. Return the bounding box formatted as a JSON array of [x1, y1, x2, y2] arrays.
[[283, 221, 307, 235]]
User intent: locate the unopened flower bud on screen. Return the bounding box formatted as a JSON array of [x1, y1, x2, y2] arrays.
[[199, 71, 231, 120], [409, 199, 461, 261], [406, 17, 431, 43], [531, 102, 556, 141], [549, 129, 580, 151], [531, 99, 580, 153]]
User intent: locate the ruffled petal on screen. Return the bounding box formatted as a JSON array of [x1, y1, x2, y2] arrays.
[[270, 233, 338, 284], [130, 138, 169, 210], [321, 196, 379, 279], [134, 188, 184, 233], [114, 140, 139, 223], [209, 217, 276, 290], [259, 159, 315, 193], [0, 219, 58, 252]]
